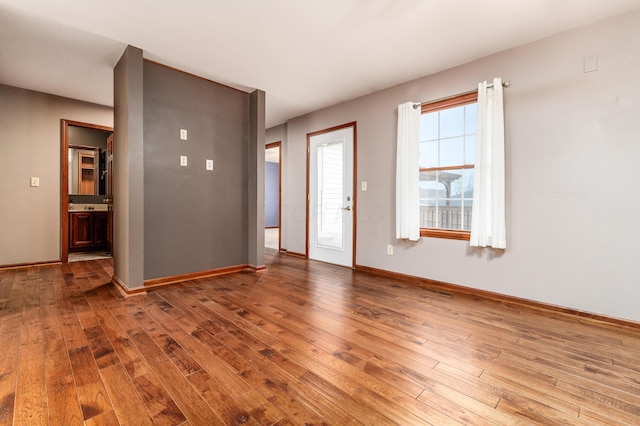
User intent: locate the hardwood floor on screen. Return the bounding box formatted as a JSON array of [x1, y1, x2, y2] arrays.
[[1, 253, 640, 425]]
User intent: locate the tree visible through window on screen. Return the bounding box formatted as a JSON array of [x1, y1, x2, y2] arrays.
[[419, 92, 477, 240]]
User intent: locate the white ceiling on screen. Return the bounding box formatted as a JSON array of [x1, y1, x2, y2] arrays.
[[2, 0, 640, 128]]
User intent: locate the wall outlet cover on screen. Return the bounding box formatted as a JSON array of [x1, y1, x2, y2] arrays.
[[180, 155, 188, 166], [584, 55, 598, 73], [206, 159, 214, 170]]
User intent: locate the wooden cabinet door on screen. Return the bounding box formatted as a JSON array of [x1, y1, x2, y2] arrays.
[[70, 212, 94, 248], [94, 212, 108, 245]]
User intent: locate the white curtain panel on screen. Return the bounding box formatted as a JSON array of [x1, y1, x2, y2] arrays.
[[396, 101, 421, 241], [470, 78, 507, 249]]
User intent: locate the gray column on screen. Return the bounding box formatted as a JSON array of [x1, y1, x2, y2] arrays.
[[113, 45, 145, 289], [248, 90, 266, 269]]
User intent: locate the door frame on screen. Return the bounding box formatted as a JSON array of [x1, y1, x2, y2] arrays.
[[306, 122, 357, 267], [106, 134, 114, 254], [60, 119, 113, 264], [265, 141, 282, 251]]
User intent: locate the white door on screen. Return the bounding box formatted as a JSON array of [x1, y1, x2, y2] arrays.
[[308, 125, 354, 267]]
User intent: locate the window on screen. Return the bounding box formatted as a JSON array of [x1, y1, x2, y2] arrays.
[[419, 92, 477, 240]]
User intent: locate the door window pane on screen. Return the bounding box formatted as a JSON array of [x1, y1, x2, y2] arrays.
[[316, 142, 343, 249]]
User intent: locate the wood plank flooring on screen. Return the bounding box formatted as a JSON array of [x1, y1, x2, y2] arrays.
[[1, 252, 640, 425]]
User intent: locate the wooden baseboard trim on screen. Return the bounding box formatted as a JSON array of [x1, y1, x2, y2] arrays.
[[354, 264, 640, 330], [111, 276, 147, 297], [284, 251, 306, 259], [143, 264, 248, 289], [0, 260, 61, 271], [245, 265, 267, 272]]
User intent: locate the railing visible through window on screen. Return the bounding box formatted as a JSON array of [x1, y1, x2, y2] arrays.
[[418, 91, 477, 240], [420, 205, 472, 230]]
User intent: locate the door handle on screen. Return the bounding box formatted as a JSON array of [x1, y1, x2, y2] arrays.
[[342, 206, 351, 211]]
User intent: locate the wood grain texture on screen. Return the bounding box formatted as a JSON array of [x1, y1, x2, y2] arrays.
[[1, 255, 640, 425], [47, 374, 84, 426]]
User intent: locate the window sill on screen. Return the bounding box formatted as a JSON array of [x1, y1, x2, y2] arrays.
[[420, 228, 470, 241]]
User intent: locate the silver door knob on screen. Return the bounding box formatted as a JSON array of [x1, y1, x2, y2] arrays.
[[342, 206, 351, 211]]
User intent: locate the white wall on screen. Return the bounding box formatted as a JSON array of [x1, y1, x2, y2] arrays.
[[270, 10, 640, 322], [0, 85, 113, 265]]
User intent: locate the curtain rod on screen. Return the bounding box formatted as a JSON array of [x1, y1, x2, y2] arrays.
[[413, 80, 510, 109]]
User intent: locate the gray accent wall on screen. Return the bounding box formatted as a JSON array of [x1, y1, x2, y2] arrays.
[[0, 84, 112, 265], [68, 126, 110, 148], [267, 10, 640, 322], [2, 45, 265, 283], [142, 61, 254, 279], [68, 126, 112, 204]]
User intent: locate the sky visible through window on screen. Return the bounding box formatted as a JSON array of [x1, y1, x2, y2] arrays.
[[419, 102, 476, 230]]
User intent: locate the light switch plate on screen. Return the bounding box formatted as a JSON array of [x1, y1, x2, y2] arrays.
[[30, 177, 40, 187], [361, 181, 367, 191], [206, 159, 214, 170], [180, 155, 188, 166], [584, 55, 598, 73], [180, 129, 188, 140]]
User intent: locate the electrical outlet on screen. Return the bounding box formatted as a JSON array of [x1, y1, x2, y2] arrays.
[[387, 244, 393, 255], [206, 159, 213, 170], [180, 155, 188, 166], [180, 129, 188, 140]]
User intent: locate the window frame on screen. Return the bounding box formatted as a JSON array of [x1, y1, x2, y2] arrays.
[[419, 91, 478, 241]]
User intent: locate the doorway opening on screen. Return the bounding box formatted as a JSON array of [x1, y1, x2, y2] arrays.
[[265, 141, 281, 251], [61, 120, 114, 264]]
